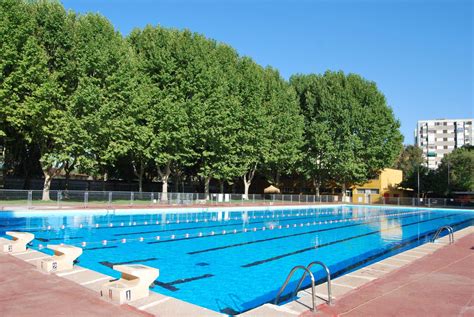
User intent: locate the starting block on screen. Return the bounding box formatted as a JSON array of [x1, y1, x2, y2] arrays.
[[37, 244, 82, 273], [0, 231, 34, 254], [101, 264, 159, 304]]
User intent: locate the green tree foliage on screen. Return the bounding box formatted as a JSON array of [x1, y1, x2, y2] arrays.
[[291, 71, 403, 196], [128, 26, 195, 200], [0, 0, 76, 200], [261, 67, 304, 187], [394, 145, 424, 178], [1, 1, 404, 200], [71, 12, 135, 188], [395, 145, 424, 196], [436, 146, 474, 194]]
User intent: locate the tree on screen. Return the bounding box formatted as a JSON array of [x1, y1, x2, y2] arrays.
[[234, 58, 269, 199], [394, 145, 423, 177], [261, 67, 304, 188], [191, 43, 244, 198], [437, 146, 474, 194], [128, 26, 195, 200], [1, 0, 76, 200], [394, 145, 424, 196], [71, 12, 136, 191], [291, 71, 403, 197]]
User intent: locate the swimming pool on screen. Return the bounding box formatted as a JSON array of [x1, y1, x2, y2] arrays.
[[1, 205, 472, 314]]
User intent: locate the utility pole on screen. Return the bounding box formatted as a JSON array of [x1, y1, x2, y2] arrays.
[[447, 159, 450, 190], [417, 164, 420, 200]]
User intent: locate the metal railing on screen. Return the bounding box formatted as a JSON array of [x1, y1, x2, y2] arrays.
[[0, 189, 472, 210], [432, 225, 454, 244], [293, 261, 332, 305], [274, 265, 316, 311], [0, 189, 343, 209], [354, 195, 473, 208]]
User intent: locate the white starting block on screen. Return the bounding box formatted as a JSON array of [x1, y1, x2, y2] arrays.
[[0, 231, 35, 254], [37, 244, 82, 273], [101, 264, 159, 304]]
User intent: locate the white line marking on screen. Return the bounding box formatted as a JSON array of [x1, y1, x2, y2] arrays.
[[12, 250, 33, 255], [362, 267, 389, 273], [270, 304, 300, 315], [315, 292, 334, 300], [388, 258, 411, 263], [25, 256, 49, 262], [396, 254, 420, 259], [332, 282, 356, 289], [376, 262, 400, 268], [56, 268, 88, 277], [405, 250, 428, 255], [138, 297, 171, 310], [346, 273, 376, 281], [80, 276, 111, 285]]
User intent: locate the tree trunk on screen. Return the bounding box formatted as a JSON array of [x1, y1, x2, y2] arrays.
[[157, 163, 171, 202], [243, 180, 251, 200], [102, 171, 108, 191], [341, 183, 346, 201], [162, 177, 168, 201], [174, 174, 180, 192], [41, 165, 63, 201], [42, 171, 53, 201], [64, 159, 76, 198], [204, 176, 211, 200], [219, 180, 224, 194], [243, 163, 257, 200], [275, 170, 280, 188], [313, 177, 320, 196], [132, 160, 144, 193]]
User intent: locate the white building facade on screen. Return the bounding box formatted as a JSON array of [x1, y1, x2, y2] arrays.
[[415, 118, 473, 169]]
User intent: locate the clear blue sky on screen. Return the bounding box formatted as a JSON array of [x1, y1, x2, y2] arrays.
[[62, 0, 473, 144]]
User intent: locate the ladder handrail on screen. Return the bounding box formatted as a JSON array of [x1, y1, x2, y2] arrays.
[[293, 261, 332, 305], [274, 265, 316, 311], [432, 225, 454, 244]]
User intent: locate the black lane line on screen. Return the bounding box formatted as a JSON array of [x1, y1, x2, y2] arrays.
[[153, 281, 179, 291], [241, 213, 469, 268], [231, 218, 473, 315], [85, 246, 118, 251], [48, 236, 84, 241], [99, 257, 158, 268], [153, 274, 214, 292], [186, 212, 430, 255], [114, 213, 335, 237]]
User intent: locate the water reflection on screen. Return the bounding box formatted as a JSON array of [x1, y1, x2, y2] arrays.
[[379, 215, 402, 242]]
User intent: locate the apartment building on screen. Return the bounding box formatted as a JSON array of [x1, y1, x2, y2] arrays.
[[415, 118, 473, 169]]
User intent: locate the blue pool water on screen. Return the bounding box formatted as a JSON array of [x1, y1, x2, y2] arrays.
[[1, 205, 472, 314]]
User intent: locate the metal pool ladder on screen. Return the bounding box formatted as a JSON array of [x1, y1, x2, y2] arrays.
[[432, 225, 454, 244], [274, 261, 332, 312]]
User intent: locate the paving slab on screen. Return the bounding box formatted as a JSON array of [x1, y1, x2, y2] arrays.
[[142, 296, 224, 317]]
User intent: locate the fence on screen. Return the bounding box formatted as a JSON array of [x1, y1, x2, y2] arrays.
[[0, 189, 345, 209], [0, 189, 472, 209]]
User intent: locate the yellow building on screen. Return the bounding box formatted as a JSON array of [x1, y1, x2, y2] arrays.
[[352, 168, 406, 204]]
